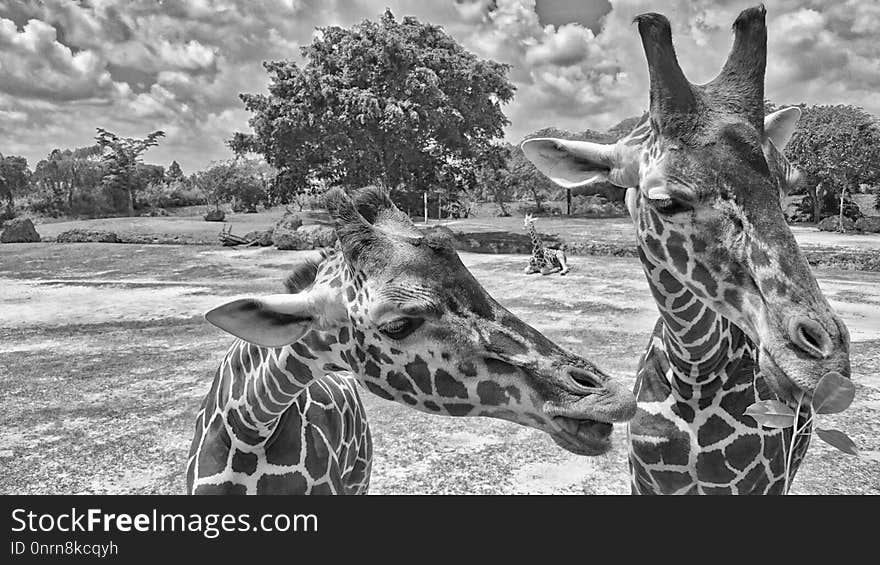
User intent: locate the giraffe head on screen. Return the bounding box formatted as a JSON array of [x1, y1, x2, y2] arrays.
[[521, 6, 850, 405], [207, 187, 636, 455], [523, 213, 535, 229]]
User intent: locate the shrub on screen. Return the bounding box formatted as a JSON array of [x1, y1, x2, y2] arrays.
[[516, 201, 562, 216], [139, 180, 207, 209]]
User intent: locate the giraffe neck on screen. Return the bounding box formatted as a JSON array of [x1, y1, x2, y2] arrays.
[[628, 248, 811, 495], [219, 332, 350, 438], [218, 255, 353, 439], [644, 255, 754, 395], [526, 221, 543, 255]]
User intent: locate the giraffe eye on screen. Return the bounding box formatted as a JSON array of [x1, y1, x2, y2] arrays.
[[379, 317, 424, 340], [650, 197, 692, 215]]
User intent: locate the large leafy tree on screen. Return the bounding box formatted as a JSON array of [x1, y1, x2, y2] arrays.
[[0, 153, 30, 218], [784, 104, 880, 221], [194, 158, 273, 213], [31, 146, 104, 216], [95, 128, 165, 216], [231, 9, 514, 203]]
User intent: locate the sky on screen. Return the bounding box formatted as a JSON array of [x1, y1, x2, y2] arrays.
[[1, 0, 878, 173]]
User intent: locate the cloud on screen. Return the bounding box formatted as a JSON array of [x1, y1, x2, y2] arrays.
[[0, 18, 125, 102], [0, 0, 878, 172]]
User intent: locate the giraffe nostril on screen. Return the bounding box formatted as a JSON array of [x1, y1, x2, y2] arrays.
[[566, 367, 602, 391], [788, 317, 832, 359]]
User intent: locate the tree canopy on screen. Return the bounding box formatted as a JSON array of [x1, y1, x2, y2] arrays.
[[783, 104, 880, 221], [95, 128, 165, 215], [0, 153, 30, 218], [231, 9, 514, 202], [194, 158, 273, 213]]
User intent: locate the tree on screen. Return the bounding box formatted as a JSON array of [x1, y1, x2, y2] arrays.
[[231, 9, 514, 207], [95, 128, 165, 216], [0, 154, 30, 219], [784, 104, 880, 222], [194, 159, 272, 213], [506, 145, 557, 213], [167, 160, 184, 183], [474, 145, 514, 216], [31, 146, 104, 216]]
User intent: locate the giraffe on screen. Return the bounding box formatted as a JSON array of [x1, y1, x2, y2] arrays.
[[523, 213, 570, 276], [187, 186, 636, 494], [521, 6, 852, 494]]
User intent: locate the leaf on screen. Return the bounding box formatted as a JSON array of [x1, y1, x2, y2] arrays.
[[815, 428, 859, 455], [812, 372, 855, 414], [744, 400, 796, 429]]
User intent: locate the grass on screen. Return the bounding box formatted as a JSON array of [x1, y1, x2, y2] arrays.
[[1, 243, 878, 494]]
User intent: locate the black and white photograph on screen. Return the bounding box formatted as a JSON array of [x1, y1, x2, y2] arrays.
[[1, 0, 879, 515]]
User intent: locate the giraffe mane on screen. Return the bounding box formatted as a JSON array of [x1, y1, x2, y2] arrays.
[[282, 249, 328, 294]]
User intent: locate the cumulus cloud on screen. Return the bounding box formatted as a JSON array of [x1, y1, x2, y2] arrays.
[[0, 0, 878, 172]]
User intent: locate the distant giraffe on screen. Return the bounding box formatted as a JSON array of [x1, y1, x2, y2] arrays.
[[187, 186, 636, 494], [523, 214, 570, 276], [522, 6, 851, 494]]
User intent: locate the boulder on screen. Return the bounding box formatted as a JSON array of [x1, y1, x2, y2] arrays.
[[204, 208, 226, 222], [854, 216, 880, 233], [271, 211, 306, 248], [420, 224, 461, 242], [276, 211, 303, 232], [0, 218, 40, 243], [244, 230, 274, 247], [275, 224, 337, 250], [56, 229, 119, 243], [817, 216, 856, 232]]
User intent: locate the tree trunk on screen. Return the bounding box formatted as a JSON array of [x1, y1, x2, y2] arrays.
[[566, 189, 572, 215], [812, 182, 822, 223], [127, 184, 135, 217], [839, 186, 847, 233]]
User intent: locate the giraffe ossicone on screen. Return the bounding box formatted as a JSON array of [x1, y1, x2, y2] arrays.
[[523, 5, 852, 494], [187, 186, 636, 494]]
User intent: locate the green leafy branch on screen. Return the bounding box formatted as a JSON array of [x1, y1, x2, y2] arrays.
[[744, 372, 876, 493]]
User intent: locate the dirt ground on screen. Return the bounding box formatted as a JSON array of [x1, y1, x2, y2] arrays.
[[31, 206, 880, 252], [1, 243, 878, 495]]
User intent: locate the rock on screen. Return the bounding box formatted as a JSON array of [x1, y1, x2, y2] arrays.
[[244, 230, 274, 247], [0, 218, 41, 243], [204, 208, 226, 222], [56, 229, 120, 243], [817, 216, 856, 232], [275, 224, 336, 250], [276, 211, 303, 232], [420, 225, 461, 243], [271, 211, 306, 248], [855, 216, 880, 233]]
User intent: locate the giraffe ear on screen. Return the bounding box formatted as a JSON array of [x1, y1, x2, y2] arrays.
[[764, 107, 800, 150], [205, 290, 343, 348], [521, 137, 640, 189]]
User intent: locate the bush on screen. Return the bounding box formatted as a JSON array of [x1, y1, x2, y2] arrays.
[[56, 229, 119, 243], [139, 180, 207, 209], [387, 187, 471, 219], [817, 215, 856, 232], [855, 217, 880, 233], [516, 201, 563, 216], [797, 189, 864, 222], [571, 194, 627, 217]]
